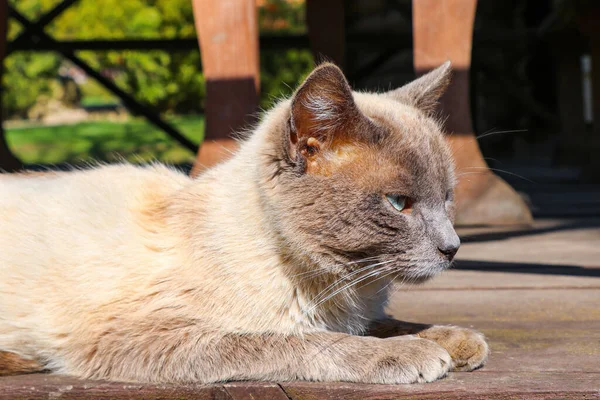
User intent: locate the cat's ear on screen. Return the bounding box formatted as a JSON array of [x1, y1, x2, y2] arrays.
[[386, 61, 452, 114], [289, 63, 366, 151]]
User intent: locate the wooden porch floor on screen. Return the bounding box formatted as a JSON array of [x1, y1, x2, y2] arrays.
[[2, 212, 599, 399]]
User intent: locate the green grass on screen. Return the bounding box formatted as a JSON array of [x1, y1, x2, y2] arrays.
[[79, 79, 121, 108], [6, 115, 204, 166], [80, 96, 121, 108]]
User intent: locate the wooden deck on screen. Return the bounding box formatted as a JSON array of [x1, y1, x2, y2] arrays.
[[1, 191, 599, 399], [1, 372, 598, 399]]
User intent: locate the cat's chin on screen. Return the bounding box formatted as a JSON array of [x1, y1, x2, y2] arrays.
[[393, 262, 451, 285]]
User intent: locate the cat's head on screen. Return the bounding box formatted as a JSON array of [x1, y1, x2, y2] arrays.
[[262, 62, 459, 284]]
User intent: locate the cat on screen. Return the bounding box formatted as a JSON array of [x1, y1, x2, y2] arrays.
[[0, 62, 488, 384]]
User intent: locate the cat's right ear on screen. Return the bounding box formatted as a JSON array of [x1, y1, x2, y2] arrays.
[[386, 61, 452, 114], [287, 63, 367, 161]]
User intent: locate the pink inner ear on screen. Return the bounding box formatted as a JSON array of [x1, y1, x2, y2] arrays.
[[290, 64, 357, 142], [289, 63, 383, 154], [294, 95, 344, 140]]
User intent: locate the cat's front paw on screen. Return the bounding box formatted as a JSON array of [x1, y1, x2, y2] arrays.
[[366, 337, 452, 384], [416, 326, 489, 371]]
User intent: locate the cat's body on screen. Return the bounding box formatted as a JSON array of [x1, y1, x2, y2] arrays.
[[0, 63, 488, 383]]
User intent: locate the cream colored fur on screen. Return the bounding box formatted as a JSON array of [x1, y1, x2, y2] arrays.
[[0, 64, 488, 384]]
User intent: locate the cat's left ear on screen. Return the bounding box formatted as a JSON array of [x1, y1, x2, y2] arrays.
[[288, 63, 371, 158], [386, 61, 452, 114]]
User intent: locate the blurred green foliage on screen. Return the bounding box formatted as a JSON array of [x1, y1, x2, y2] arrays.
[[6, 116, 204, 164], [258, 0, 313, 108], [3, 0, 313, 118]]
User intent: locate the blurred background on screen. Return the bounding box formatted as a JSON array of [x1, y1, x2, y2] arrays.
[[4, 0, 310, 165], [2, 0, 600, 217]]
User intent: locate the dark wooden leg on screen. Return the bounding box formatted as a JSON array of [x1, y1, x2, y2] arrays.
[[0, 0, 22, 173], [413, 0, 532, 225], [587, 34, 600, 180], [306, 0, 345, 69], [577, 2, 600, 181], [190, 0, 259, 176], [555, 32, 587, 166]]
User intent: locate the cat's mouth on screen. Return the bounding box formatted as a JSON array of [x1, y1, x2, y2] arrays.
[[356, 251, 452, 284], [323, 248, 452, 285], [393, 260, 453, 284]]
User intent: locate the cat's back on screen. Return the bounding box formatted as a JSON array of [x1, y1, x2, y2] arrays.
[[1, 164, 184, 240], [0, 164, 193, 359], [0, 163, 187, 208], [0, 163, 189, 309], [1, 162, 190, 262]]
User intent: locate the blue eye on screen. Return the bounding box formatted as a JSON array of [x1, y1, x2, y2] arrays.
[[386, 194, 407, 212]]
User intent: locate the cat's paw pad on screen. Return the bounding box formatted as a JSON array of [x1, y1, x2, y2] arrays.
[[370, 337, 452, 384], [418, 326, 489, 372]]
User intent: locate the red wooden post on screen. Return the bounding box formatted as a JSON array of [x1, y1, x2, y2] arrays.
[[190, 0, 260, 176], [0, 0, 22, 172], [413, 0, 532, 225]]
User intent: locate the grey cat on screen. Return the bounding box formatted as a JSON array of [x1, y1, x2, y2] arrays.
[[0, 62, 488, 383]]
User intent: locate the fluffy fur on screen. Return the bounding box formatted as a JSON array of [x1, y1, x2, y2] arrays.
[[0, 62, 488, 384]]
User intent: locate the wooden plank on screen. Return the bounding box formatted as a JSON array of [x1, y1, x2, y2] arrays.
[[224, 382, 289, 399], [281, 372, 600, 399], [2, 374, 598, 400], [0, 374, 230, 400]]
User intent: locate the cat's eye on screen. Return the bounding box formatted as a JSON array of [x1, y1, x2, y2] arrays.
[[386, 194, 408, 212]]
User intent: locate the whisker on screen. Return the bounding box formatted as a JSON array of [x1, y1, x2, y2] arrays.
[[305, 268, 388, 314], [448, 128, 526, 161], [303, 264, 379, 305], [295, 269, 328, 281], [482, 157, 501, 164], [373, 270, 401, 296], [360, 269, 398, 298], [289, 256, 379, 280], [304, 267, 390, 314], [387, 271, 409, 296], [476, 129, 527, 141], [309, 260, 393, 306], [457, 167, 535, 183]]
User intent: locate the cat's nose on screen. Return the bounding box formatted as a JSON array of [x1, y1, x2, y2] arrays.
[[429, 215, 460, 261], [438, 228, 460, 261], [438, 245, 460, 261]]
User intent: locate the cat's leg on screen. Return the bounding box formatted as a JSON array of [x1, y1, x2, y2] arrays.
[[368, 319, 489, 372], [65, 322, 451, 384]]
